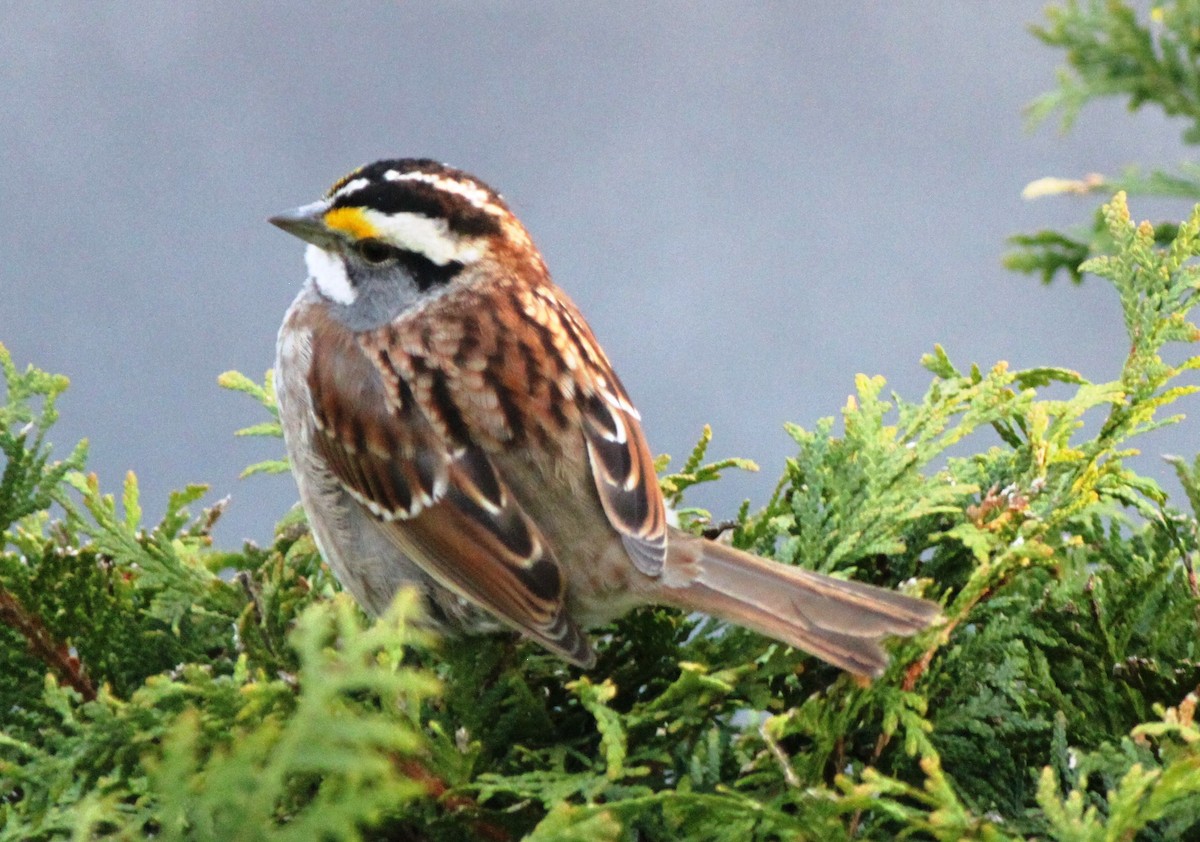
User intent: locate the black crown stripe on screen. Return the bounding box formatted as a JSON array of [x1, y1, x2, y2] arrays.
[[327, 158, 505, 239]]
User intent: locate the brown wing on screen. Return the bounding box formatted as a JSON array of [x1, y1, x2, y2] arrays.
[[306, 310, 592, 665], [578, 375, 667, 575], [548, 293, 668, 576]]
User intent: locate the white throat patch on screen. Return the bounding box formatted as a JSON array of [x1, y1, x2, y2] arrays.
[[304, 243, 356, 305]]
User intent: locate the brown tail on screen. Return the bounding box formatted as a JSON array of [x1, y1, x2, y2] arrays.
[[658, 530, 941, 677]]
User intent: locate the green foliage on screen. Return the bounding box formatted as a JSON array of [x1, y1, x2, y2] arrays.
[[657, 423, 759, 533], [2, 191, 1199, 839], [0, 342, 86, 535], [217, 370, 289, 478], [4, 8, 1200, 836], [1007, 0, 1200, 284], [1028, 0, 1200, 141], [1006, 223, 1099, 286]]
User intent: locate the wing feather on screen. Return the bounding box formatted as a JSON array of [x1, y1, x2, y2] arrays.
[[306, 312, 592, 665], [523, 286, 671, 577], [579, 375, 668, 576]]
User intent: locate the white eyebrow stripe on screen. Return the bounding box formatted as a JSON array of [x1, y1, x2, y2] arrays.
[[361, 209, 482, 266], [383, 169, 505, 215], [331, 177, 370, 200]]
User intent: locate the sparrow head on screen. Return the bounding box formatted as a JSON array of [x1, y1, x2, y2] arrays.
[[270, 159, 535, 324]]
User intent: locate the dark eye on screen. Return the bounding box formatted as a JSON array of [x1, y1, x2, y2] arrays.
[[356, 239, 394, 264]]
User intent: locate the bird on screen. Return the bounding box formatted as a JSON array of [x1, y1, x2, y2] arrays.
[[269, 158, 940, 677]]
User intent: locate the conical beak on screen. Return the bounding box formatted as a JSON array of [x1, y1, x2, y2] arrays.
[[268, 200, 339, 248]]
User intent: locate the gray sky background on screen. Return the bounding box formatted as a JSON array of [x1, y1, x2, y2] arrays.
[[3, 3, 1196, 547]]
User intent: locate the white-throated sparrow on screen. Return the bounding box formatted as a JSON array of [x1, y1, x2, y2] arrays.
[[270, 159, 939, 676]]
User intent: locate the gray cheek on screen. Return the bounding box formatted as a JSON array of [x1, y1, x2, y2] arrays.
[[331, 271, 423, 332]]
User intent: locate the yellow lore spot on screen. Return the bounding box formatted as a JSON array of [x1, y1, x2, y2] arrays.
[[324, 207, 378, 240]]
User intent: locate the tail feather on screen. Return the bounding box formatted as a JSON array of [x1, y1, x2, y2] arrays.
[[660, 531, 941, 677]]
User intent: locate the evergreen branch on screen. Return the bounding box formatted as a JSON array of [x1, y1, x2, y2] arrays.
[[1012, 2, 1200, 284], [1029, 0, 1200, 140], [0, 585, 95, 702], [0, 342, 87, 536], [4, 193, 1200, 836], [6, 7, 1200, 833]]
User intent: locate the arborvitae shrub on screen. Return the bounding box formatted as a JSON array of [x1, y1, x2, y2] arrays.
[[4, 4, 1200, 838]]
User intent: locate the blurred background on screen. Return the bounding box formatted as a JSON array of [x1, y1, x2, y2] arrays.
[[2, 3, 1194, 546]]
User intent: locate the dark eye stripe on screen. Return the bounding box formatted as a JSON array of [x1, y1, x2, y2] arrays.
[[347, 238, 462, 291], [394, 249, 463, 292]]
